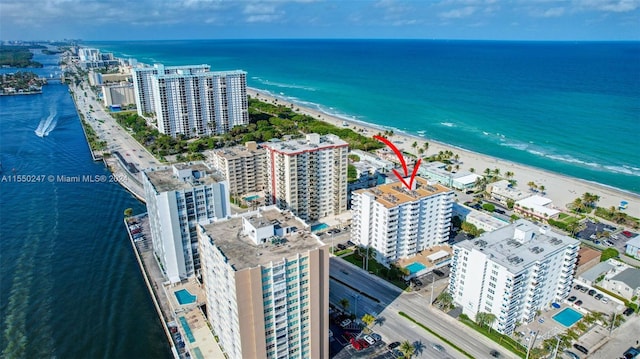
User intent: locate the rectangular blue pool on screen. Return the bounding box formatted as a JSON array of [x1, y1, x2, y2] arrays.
[[553, 307, 583, 327], [179, 316, 196, 343], [405, 262, 427, 274], [244, 195, 260, 202], [311, 223, 329, 232], [174, 289, 197, 305]]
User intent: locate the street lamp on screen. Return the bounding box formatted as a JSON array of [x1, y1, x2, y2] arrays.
[[609, 304, 624, 336], [352, 293, 361, 318]]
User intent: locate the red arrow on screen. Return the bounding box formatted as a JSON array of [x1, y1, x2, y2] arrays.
[[374, 135, 422, 190]]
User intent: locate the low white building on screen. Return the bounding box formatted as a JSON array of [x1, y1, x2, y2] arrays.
[[418, 161, 481, 190], [487, 180, 531, 206], [452, 203, 509, 232], [625, 236, 640, 259], [514, 195, 560, 222], [449, 220, 579, 334]]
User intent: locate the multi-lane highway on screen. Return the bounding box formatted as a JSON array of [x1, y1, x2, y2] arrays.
[[329, 257, 518, 359]]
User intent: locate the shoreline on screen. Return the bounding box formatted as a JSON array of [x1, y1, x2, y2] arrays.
[[248, 87, 640, 216]]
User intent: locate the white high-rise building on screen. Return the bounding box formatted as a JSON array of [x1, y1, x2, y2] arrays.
[[263, 134, 348, 222], [198, 208, 330, 359], [449, 220, 579, 334], [142, 162, 231, 283], [131, 64, 210, 117], [152, 70, 249, 138], [351, 177, 454, 264]]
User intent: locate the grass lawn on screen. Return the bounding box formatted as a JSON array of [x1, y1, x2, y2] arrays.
[[342, 252, 408, 290], [458, 317, 526, 358], [558, 213, 581, 224]]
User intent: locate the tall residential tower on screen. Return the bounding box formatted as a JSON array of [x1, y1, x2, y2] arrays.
[[142, 163, 230, 283], [350, 177, 454, 264], [449, 220, 579, 334], [263, 134, 348, 222], [199, 208, 330, 359]]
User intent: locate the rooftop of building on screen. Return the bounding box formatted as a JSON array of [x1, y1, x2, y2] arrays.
[[489, 180, 532, 200], [354, 176, 452, 208], [262, 133, 348, 155], [156, 69, 246, 80], [579, 261, 614, 283], [201, 209, 323, 270], [144, 163, 225, 193], [455, 219, 579, 272], [610, 268, 640, 289], [210, 144, 264, 160]]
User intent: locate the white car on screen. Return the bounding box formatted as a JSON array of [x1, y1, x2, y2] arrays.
[[601, 297, 609, 304], [363, 335, 375, 345], [340, 319, 351, 328]]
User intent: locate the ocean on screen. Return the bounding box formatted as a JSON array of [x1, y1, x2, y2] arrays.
[[89, 39, 640, 194], [0, 51, 171, 358]]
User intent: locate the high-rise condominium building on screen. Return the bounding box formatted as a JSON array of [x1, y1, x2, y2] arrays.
[[351, 177, 454, 264], [208, 141, 266, 196], [131, 64, 210, 117], [151, 70, 249, 138], [198, 208, 330, 359], [142, 163, 230, 283], [263, 134, 348, 222], [449, 220, 579, 334]]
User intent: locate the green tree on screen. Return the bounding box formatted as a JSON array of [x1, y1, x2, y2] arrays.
[[124, 208, 133, 217], [361, 313, 376, 327], [339, 298, 350, 312], [482, 203, 496, 212], [437, 291, 453, 309], [506, 199, 515, 209], [399, 340, 415, 358], [600, 248, 619, 262]]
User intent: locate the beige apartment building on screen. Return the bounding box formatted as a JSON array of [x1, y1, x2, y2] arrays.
[[208, 141, 266, 196], [263, 133, 348, 222], [198, 208, 329, 359]]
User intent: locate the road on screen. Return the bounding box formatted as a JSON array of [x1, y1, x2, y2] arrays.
[[330, 257, 519, 359]]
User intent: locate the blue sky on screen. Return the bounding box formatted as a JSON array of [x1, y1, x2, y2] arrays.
[[1, 0, 638, 41]]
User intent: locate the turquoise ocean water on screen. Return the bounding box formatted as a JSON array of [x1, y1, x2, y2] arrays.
[[0, 51, 171, 358], [90, 39, 640, 194]]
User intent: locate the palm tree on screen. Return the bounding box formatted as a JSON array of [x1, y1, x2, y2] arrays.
[[492, 168, 501, 177], [571, 198, 585, 214], [400, 340, 415, 358], [538, 185, 546, 195], [437, 291, 453, 309], [423, 142, 429, 151], [339, 298, 349, 312], [527, 181, 537, 192], [484, 168, 492, 177], [469, 167, 475, 173], [505, 171, 514, 179]]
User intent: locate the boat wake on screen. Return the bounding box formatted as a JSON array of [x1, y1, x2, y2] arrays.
[[35, 107, 57, 137]]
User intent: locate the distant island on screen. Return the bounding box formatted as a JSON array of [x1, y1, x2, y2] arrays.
[[0, 71, 46, 95], [0, 45, 44, 68]]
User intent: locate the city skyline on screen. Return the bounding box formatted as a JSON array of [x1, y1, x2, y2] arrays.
[[1, 0, 639, 41]]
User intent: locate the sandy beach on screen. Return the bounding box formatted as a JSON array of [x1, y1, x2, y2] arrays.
[[248, 88, 640, 218]]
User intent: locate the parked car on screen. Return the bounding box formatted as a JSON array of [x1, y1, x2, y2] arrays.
[[574, 284, 583, 290], [363, 335, 376, 345], [573, 344, 589, 355], [358, 339, 369, 348], [588, 289, 597, 296], [340, 319, 352, 328], [623, 307, 635, 316], [567, 296, 577, 302], [563, 350, 580, 359], [595, 293, 603, 300], [388, 341, 401, 349], [579, 286, 588, 293], [575, 300, 583, 306], [601, 297, 609, 304], [370, 333, 382, 342]]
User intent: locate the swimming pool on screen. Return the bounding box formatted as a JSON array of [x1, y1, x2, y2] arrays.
[[552, 307, 583, 327], [244, 195, 260, 202], [405, 262, 427, 274], [174, 289, 197, 305], [311, 223, 329, 232], [179, 316, 196, 343]]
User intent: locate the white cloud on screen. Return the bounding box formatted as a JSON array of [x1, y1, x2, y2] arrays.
[[576, 0, 640, 12], [439, 6, 477, 18], [539, 6, 566, 17]]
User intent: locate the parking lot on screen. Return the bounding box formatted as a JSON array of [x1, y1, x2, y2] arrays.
[[330, 307, 400, 359], [577, 220, 637, 253]]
